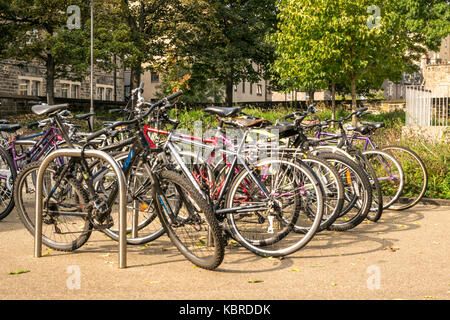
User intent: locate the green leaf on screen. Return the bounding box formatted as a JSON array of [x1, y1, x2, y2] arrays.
[[9, 270, 30, 275], [248, 280, 264, 284]]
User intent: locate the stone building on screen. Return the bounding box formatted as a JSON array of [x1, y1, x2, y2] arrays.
[[383, 35, 450, 100], [135, 67, 330, 105], [423, 63, 450, 88], [0, 58, 125, 114]]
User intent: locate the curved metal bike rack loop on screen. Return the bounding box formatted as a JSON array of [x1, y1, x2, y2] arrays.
[[34, 149, 128, 269]]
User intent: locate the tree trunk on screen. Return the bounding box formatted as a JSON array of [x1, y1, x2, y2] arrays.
[[225, 71, 233, 107], [351, 77, 357, 126], [45, 53, 55, 105], [131, 65, 142, 91], [307, 88, 315, 106]]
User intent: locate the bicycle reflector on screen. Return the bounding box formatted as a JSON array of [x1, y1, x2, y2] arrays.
[[346, 170, 352, 184]]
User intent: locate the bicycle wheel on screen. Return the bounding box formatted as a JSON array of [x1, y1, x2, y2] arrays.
[[362, 149, 404, 212], [154, 170, 225, 270], [0, 146, 17, 220], [261, 149, 344, 232], [381, 145, 428, 210], [13, 161, 92, 251], [316, 152, 372, 231], [351, 150, 383, 222], [300, 155, 345, 231], [225, 157, 324, 257], [91, 154, 165, 245]]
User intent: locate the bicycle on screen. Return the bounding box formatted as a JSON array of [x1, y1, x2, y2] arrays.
[[136, 91, 325, 257], [15, 90, 226, 270], [355, 121, 427, 211]]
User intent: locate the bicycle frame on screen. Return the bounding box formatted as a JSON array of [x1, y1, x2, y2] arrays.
[[143, 123, 272, 215], [8, 126, 63, 171], [316, 130, 397, 182]]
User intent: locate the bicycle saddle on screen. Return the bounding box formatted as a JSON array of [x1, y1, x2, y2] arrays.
[[346, 125, 371, 135], [75, 113, 95, 120], [265, 124, 297, 138], [0, 124, 22, 133], [204, 106, 242, 118], [31, 103, 69, 116], [360, 121, 385, 129]]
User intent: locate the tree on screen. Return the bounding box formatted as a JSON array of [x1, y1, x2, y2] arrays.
[[156, 58, 224, 103], [92, 0, 178, 92], [0, 0, 91, 104], [399, 0, 450, 52], [273, 0, 450, 125]]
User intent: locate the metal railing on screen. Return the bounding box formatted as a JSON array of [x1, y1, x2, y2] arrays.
[[406, 85, 449, 127], [34, 149, 128, 268]]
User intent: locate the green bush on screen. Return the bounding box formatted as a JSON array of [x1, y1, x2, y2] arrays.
[[6, 106, 448, 199], [170, 106, 448, 200]]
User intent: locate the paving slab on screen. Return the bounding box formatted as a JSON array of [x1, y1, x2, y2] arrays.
[[0, 204, 449, 300]]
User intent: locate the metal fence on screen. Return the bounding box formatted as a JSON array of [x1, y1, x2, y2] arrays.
[[406, 85, 449, 127]]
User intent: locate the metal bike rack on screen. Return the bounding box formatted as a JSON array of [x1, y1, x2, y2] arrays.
[[34, 149, 128, 269]]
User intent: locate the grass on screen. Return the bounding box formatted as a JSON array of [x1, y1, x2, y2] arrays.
[[4, 105, 448, 199], [169, 105, 448, 200]]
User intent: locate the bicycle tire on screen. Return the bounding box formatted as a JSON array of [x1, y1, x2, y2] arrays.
[[316, 152, 372, 231], [225, 157, 324, 257], [381, 145, 428, 210], [299, 155, 345, 231], [259, 149, 344, 232], [351, 150, 383, 222], [0, 145, 17, 220], [154, 170, 225, 270], [362, 149, 404, 212], [13, 161, 92, 251], [91, 153, 166, 245]]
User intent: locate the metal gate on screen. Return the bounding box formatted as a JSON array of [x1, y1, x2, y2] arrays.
[[406, 85, 449, 127]]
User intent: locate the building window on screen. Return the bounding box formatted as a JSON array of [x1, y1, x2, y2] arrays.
[[105, 88, 112, 101], [31, 81, 40, 96], [18, 77, 42, 96], [61, 83, 70, 98], [96, 85, 114, 100], [287, 92, 292, 100], [151, 72, 160, 83], [257, 84, 263, 96], [97, 87, 105, 100], [242, 81, 245, 93], [234, 85, 237, 92], [60, 81, 81, 99], [71, 84, 80, 99], [19, 79, 30, 96], [250, 83, 253, 95]]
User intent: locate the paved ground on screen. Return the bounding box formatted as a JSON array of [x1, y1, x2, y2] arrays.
[[0, 204, 448, 300]]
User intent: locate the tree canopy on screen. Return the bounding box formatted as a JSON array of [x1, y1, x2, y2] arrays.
[[273, 0, 449, 123]]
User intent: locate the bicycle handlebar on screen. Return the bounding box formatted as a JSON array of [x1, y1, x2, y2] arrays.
[[324, 107, 368, 124], [85, 90, 183, 142]]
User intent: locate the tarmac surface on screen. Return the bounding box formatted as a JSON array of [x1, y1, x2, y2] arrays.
[[0, 203, 449, 300]]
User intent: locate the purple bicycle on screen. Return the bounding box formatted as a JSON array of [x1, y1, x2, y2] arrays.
[[314, 117, 406, 213], [0, 106, 73, 220]]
